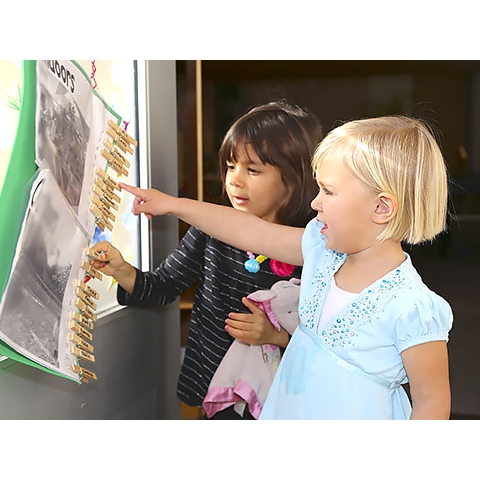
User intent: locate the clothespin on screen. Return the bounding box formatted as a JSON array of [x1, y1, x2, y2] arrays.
[[108, 119, 138, 147], [72, 364, 98, 382], [76, 288, 98, 311], [69, 332, 94, 354], [69, 319, 93, 342], [75, 296, 97, 323], [71, 311, 95, 330], [82, 261, 103, 281], [96, 168, 121, 191], [102, 148, 129, 176], [107, 125, 134, 154], [75, 279, 100, 300], [91, 195, 116, 222], [104, 138, 131, 169], [90, 204, 114, 231], [92, 184, 119, 210], [70, 345, 95, 363]]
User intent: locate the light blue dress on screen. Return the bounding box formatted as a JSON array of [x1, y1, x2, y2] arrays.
[[260, 219, 453, 420]]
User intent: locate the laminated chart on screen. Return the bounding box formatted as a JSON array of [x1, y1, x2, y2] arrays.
[[0, 61, 137, 383]]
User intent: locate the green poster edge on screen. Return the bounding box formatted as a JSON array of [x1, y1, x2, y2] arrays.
[[0, 340, 77, 381], [0, 60, 37, 303], [71, 60, 122, 124]]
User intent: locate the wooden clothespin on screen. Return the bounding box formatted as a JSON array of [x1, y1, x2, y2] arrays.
[[75, 279, 100, 300], [92, 184, 119, 211], [82, 261, 103, 281], [96, 167, 121, 191], [71, 364, 98, 382], [75, 296, 98, 323], [69, 319, 93, 342], [76, 287, 98, 311], [104, 138, 131, 169], [90, 204, 114, 231], [71, 311, 95, 331], [91, 195, 116, 223], [69, 332, 94, 354], [107, 125, 134, 154], [102, 148, 129, 176], [70, 345, 95, 363], [108, 119, 138, 147]]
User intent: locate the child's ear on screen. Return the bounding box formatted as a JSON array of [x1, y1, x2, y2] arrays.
[[373, 193, 397, 224]]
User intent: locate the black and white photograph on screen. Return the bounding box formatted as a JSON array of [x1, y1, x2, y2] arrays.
[[0, 170, 87, 375], [36, 78, 90, 209]]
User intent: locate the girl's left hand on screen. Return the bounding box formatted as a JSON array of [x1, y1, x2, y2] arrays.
[[225, 297, 289, 348]]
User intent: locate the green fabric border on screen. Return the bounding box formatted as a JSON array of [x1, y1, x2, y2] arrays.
[[0, 60, 37, 303]]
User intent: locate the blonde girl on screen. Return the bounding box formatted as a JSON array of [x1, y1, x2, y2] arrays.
[[109, 115, 453, 420]]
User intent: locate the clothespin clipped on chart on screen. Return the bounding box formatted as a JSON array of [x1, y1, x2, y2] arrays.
[[75, 296, 97, 323], [71, 364, 97, 384], [82, 260, 103, 281], [70, 345, 95, 363], [75, 279, 100, 300], [102, 147, 129, 177], [71, 310, 95, 331], [104, 138, 131, 169], [69, 332, 94, 354], [90, 204, 114, 232], [102, 120, 137, 177], [76, 287, 98, 311], [92, 184, 119, 211], [91, 195, 116, 223], [69, 318, 93, 342], [95, 175, 121, 199], [96, 167, 121, 192], [107, 119, 138, 149], [91, 167, 124, 232]]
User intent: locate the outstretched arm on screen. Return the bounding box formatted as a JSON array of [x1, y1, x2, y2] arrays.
[[120, 183, 305, 266]]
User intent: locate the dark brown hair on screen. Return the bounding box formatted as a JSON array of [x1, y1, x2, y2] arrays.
[[218, 100, 323, 227]]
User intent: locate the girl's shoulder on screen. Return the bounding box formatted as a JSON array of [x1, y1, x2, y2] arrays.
[[386, 256, 453, 351]]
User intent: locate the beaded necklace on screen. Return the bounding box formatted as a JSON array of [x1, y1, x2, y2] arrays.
[[244, 251, 295, 277]]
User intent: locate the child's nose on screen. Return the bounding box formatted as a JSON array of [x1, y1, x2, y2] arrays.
[[311, 192, 322, 211], [229, 169, 244, 187]]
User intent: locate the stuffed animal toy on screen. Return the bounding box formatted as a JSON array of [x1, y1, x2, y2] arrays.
[[203, 278, 300, 419]]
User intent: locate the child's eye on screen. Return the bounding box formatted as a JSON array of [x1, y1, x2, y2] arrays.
[[226, 162, 235, 171], [248, 168, 260, 175], [322, 187, 332, 195]]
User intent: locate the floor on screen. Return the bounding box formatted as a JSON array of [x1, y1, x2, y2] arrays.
[[180, 401, 205, 420]]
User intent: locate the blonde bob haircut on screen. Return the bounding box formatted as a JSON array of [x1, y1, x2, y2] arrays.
[[311, 115, 448, 245]]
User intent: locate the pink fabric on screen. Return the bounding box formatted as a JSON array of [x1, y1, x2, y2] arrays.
[[255, 298, 281, 331], [203, 279, 300, 418], [203, 380, 263, 419], [270, 259, 295, 277]]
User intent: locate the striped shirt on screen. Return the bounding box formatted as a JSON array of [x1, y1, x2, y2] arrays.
[[117, 226, 302, 407]]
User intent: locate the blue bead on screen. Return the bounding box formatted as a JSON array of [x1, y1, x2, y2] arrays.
[[244, 258, 260, 273]]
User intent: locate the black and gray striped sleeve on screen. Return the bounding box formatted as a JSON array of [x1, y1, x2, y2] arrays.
[[117, 227, 206, 307]]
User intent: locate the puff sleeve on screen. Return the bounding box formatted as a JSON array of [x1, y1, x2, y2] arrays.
[[394, 290, 453, 353]]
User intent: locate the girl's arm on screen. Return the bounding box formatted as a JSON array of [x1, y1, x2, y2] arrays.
[[401, 341, 451, 419], [119, 183, 305, 266]]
